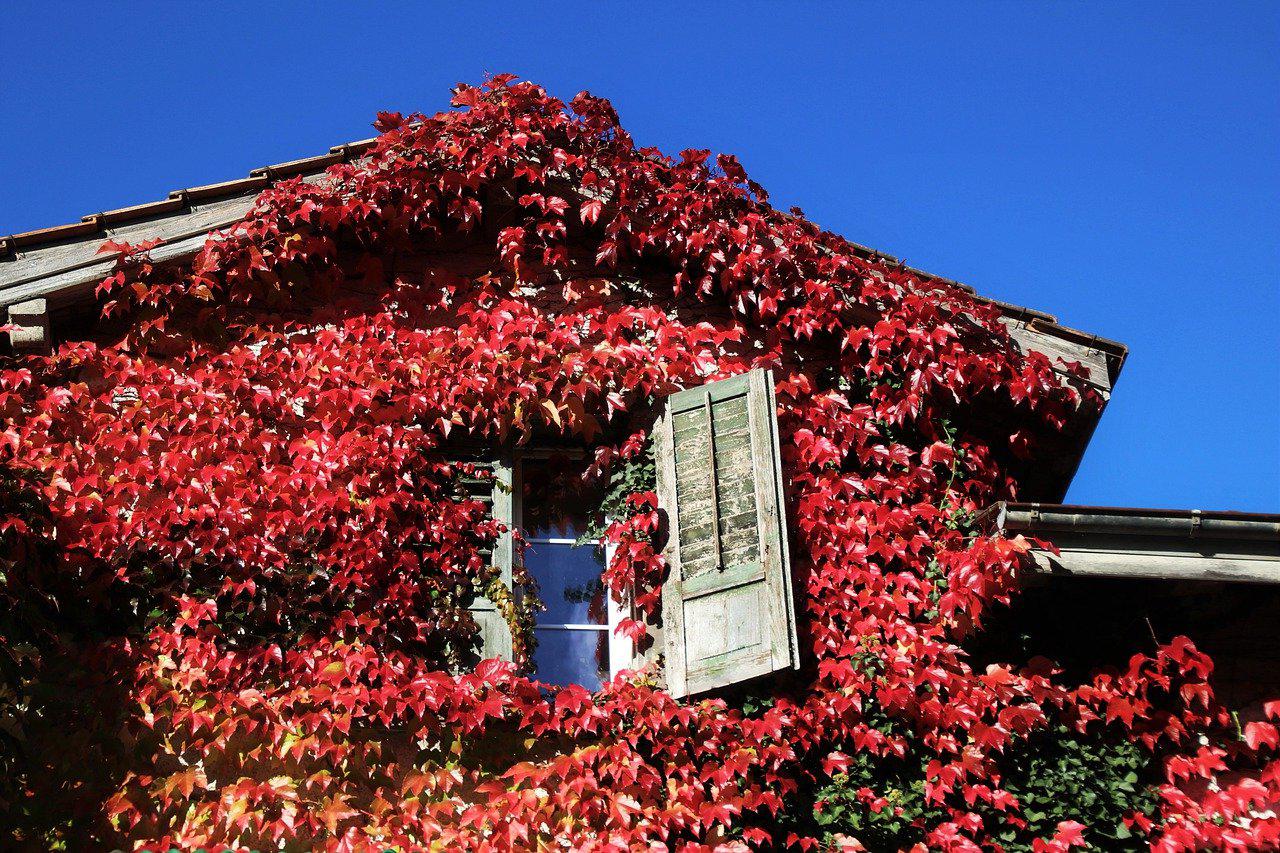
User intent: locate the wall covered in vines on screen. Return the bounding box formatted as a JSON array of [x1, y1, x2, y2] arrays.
[[1, 76, 1277, 851]]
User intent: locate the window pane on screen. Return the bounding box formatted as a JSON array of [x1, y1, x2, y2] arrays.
[[525, 542, 607, 624], [532, 628, 609, 689], [521, 456, 602, 538]]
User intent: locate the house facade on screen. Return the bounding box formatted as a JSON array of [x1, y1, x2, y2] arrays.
[[2, 83, 1276, 849], [0, 133, 1144, 698]]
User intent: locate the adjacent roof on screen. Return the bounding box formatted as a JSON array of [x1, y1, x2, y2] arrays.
[[989, 502, 1280, 584]]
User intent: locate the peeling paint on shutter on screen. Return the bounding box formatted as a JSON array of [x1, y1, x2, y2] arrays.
[[655, 368, 799, 697]]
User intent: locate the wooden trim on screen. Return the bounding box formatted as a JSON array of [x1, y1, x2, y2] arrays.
[[764, 369, 801, 669], [748, 368, 794, 672], [655, 408, 687, 697], [7, 297, 51, 353], [1027, 544, 1280, 585], [679, 561, 765, 601], [686, 647, 773, 694], [666, 372, 751, 411], [604, 538, 635, 679], [460, 454, 514, 663]]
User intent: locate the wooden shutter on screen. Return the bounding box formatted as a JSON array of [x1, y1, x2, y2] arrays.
[[452, 455, 514, 665], [655, 368, 799, 697]]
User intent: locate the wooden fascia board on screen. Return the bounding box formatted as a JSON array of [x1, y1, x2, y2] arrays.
[[1001, 316, 1123, 396], [0, 164, 347, 311], [3, 220, 1129, 393], [0, 198, 260, 309], [1025, 538, 1280, 585], [0, 227, 232, 313]]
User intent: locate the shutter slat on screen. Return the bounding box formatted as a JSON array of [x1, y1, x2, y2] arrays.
[[657, 368, 799, 697]]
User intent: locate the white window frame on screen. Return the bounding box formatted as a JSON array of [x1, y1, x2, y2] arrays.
[[512, 450, 634, 681]]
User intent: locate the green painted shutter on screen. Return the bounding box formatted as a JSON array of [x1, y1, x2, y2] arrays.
[[452, 455, 514, 665], [655, 368, 799, 697]]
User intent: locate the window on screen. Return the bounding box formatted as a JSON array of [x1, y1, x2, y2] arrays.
[[460, 368, 800, 697], [519, 456, 613, 688], [502, 453, 634, 689]]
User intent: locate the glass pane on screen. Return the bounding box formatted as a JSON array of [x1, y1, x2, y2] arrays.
[[531, 628, 609, 689], [525, 542, 607, 624], [521, 456, 602, 538]]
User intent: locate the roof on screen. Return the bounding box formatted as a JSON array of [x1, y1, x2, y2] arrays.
[[0, 136, 381, 314], [987, 502, 1280, 584], [0, 131, 1129, 501], [0, 134, 1126, 351]]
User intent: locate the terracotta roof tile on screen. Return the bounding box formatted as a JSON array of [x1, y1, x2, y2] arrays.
[[249, 151, 344, 179], [7, 219, 103, 249], [92, 196, 187, 224], [174, 175, 271, 203]]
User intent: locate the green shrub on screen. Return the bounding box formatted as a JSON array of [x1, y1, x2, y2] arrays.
[[803, 723, 1159, 851]]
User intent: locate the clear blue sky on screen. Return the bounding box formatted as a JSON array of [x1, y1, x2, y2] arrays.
[[2, 2, 1276, 511]]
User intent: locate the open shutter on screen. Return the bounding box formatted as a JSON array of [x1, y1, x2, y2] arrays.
[[655, 368, 799, 697], [453, 455, 514, 665]]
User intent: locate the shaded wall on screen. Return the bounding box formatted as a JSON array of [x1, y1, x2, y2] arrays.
[[972, 576, 1280, 721]]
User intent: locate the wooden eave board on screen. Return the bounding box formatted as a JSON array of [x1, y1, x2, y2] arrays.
[[1027, 538, 1280, 585]]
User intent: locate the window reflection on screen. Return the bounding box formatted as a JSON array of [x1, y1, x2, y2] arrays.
[[521, 456, 611, 688], [521, 454, 600, 538], [525, 542, 607, 624], [531, 627, 610, 689]]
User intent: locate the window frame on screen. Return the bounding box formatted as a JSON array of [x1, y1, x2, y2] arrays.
[[507, 448, 635, 683]]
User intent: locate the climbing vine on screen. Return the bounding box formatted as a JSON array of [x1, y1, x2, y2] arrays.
[[1, 75, 1277, 851]]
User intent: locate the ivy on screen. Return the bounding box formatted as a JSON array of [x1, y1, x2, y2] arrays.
[[804, 724, 1159, 852], [998, 725, 1160, 850], [0, 75, 1275, 850], [578, 432, 657, 546]]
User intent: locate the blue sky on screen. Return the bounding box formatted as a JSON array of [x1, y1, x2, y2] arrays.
[[2, 2, 1276, 511]]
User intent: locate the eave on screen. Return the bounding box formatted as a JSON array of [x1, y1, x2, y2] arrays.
[[988, 502, 1280, 585]]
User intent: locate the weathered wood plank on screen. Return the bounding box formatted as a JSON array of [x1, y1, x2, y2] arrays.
[[748, 368, 793, 671], [676, 407, 747, 439], [765, 368, 800, 670], [1, 192, 258, 292], [455, 455, 515, 664], [658, 368, 800, 697], [1001, 317, 1115, 394], [679, 561, 765, 600], [7, 298, 51, 353], [1028, 546, 1280, 584], [655, 409, 688, 696]]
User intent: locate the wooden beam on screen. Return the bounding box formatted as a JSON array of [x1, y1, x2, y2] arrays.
[[7, 298, 51, 353], [1026, 540, 1280, 585]]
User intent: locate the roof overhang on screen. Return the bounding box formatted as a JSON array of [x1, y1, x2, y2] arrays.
[[988, 502, 1280, 584]]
